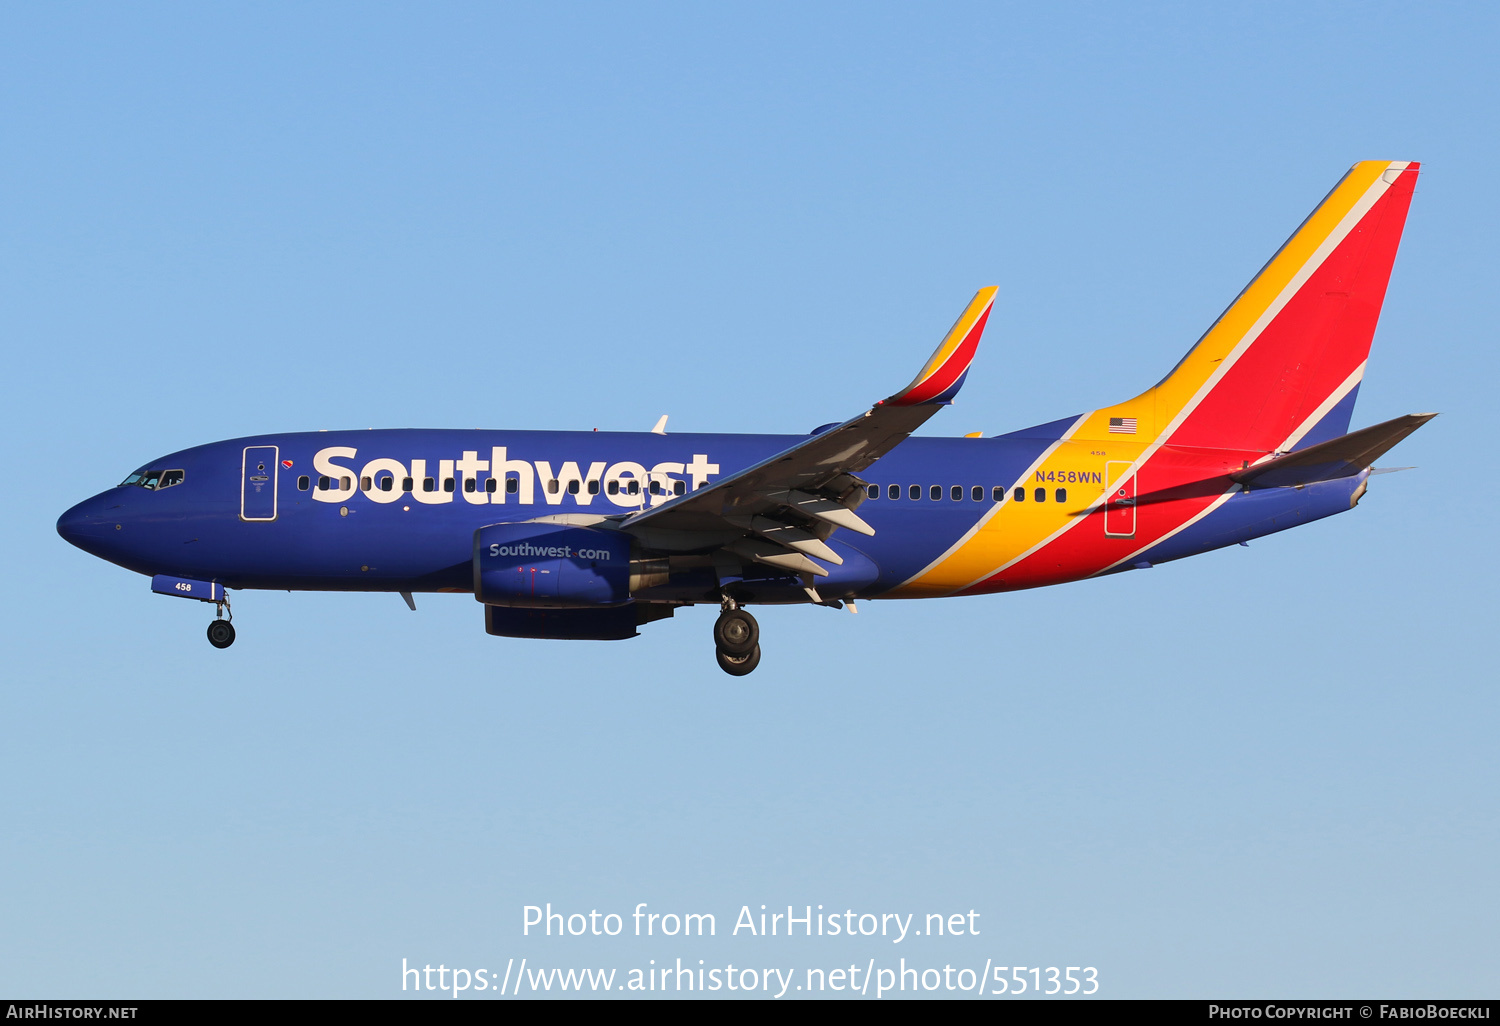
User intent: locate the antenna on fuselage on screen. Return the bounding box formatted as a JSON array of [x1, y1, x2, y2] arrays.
[[651, 415, 668, 434]]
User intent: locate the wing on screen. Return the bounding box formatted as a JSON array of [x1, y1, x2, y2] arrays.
[[621, 287, 997, 578]]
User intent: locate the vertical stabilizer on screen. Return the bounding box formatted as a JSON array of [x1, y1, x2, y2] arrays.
[[1080, 160, 1419, 454]]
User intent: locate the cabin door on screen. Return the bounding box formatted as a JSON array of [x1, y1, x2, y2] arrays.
[[1104, 461, 1136, 538], [241, 445, 279, 522]]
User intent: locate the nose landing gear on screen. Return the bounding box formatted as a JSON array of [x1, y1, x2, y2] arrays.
[[207, 620, 236, 648], [714, 604, 760, 676], [207, 596, 235, 649]]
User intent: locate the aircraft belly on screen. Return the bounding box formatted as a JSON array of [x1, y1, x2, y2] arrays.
[[1129, 477, 1362, 566]]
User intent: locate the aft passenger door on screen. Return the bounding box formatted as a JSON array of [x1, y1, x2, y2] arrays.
[[1104, 461, 1135, 538], [241, 445, 279, 522]]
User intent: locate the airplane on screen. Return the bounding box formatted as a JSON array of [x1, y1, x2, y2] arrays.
[[57, 160, 1432, 676]]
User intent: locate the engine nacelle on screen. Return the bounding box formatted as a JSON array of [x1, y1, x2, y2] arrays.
[[484, 605, 643, 641], [473, 522, 634, 608]]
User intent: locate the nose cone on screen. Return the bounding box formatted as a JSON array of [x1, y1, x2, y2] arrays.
[[57, 494, 119, 555]]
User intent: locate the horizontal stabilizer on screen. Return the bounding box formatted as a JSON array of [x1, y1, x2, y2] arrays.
[[1233, 413, 1436, 489]]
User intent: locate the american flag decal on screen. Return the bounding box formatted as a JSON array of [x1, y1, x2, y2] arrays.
[[1108, 417, 1137, 434]]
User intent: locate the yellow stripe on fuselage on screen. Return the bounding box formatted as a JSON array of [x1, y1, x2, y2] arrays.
[[890, 433, 1144, 598]]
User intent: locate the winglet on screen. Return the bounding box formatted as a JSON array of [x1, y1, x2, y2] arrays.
[[887, 286, 997, 406]]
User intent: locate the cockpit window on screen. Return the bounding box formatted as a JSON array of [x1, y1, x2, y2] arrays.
[[119, 469, 184, 490]]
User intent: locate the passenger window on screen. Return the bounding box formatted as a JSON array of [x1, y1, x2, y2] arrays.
[[444, 478, 455, 493], [608, 481, 619, 495], [627, 481, 640, 495], [1034, 487, 1046, 502], [909, 484, 920, 500], [568, 480, 581, 494], [465, 479, 476, 493], [159, 470, 185, 489], [423, 478, 435, 492], [930, 485, 941, 501], [993, 486, 1004, 501], [486, 479, 497, 493], [341, 476, 351, 491], [379, 476, 393, 492], [950, 485, 962, 501], [1013, 487, 1025, 501], [318, 476, 330, 491], [548, 479, 560, 494], [506, 478, 518, 494], [889, 484, 900, 500], [867, 485, 878, 499], [587, 480, 600, 495], [972, 485, 982, 501], [1055, 488, 1066, 503], [361, 476, 372, 491], [298, 475, 310, 491], [673, 480, 685, 496], [648, 480, 660, 495], [402, 477, 413, 491]]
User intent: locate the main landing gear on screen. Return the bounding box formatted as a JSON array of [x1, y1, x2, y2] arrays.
[[206, 596, 235, 649], [714, 605, 760, 676]]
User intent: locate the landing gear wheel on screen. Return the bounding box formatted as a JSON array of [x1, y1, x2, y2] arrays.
[[713, 609, 759, 655], [207, 620, 236, 649], [716, 643, 760, 676]]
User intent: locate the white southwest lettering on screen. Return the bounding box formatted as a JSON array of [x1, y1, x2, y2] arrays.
[[309, 446, 717, 509], [533, 461, 607, 506], [456, 450, 489, 505], [685, 454, 719, 491], [486, 542, 615, 561], [312, 446, 357, 503], [491, 447, 534, 504]]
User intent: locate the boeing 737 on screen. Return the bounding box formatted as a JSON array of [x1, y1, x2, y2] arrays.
[[57, 161, 1432, 675]]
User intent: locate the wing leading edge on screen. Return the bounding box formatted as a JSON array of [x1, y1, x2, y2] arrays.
[[620, 287, 997, 578]]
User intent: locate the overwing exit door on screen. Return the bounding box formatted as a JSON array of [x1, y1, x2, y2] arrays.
[[241, 445, 279, 522]]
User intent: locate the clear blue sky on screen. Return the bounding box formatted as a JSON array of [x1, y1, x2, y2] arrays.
[[2, 1, 1496, 999]]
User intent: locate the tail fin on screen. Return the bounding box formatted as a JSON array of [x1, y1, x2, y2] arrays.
[[1080, 161, 1419, 453]]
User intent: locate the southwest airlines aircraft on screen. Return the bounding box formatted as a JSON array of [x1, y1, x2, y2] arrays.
[[58, 161, 1432, 675]]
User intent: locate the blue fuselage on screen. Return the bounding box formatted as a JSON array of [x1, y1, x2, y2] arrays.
[[57, 423, 1362, 604]]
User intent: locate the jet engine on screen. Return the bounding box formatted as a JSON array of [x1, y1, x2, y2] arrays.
[[472, 521, 665, 608]]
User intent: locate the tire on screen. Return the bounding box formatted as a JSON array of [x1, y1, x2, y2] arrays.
[[207, 620, 236, 649], [713, 609, 759, 655], [716, 643, 760, 676]]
